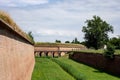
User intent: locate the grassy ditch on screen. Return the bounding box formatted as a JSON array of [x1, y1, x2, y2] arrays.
[[32, 57, 120, 80], [32, 58, 75, 80], [53, 58, 120, 80]]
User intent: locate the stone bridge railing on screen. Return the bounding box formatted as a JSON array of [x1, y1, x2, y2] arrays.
[[0, 19, 35, 80]]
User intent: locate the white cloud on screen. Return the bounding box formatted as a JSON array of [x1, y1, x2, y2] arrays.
[[0, 0, 11, 4], [19, 0, 48, 5], [35, 29, 79, 37], [0, 0, 48, 7], [0, 0, 120, 42]]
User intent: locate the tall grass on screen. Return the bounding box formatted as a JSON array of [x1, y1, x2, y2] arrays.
[[52, 58, 86, 80], [0, 10, 15, 27], [0, 10, 34, 43]]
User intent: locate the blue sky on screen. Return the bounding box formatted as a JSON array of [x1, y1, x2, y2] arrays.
[[0, 0, 120, 42]]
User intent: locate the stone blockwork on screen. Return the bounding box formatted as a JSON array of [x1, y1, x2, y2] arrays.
[[0, 19, 35, 80], [69, 52, 120, 75]]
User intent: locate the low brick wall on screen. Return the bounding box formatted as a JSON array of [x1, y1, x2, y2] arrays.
[[69, 52, 120, 75], [0, 20, 35, 80]]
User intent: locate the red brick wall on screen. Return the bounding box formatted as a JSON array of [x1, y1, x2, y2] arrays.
[[69, 52, 120, 75], [0, 20, 35, 80]]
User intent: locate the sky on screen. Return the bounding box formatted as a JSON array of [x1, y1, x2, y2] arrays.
[[0, 0, 120, 43]]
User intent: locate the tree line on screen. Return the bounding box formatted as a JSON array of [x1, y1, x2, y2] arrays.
[[55, 37, 80, 44]]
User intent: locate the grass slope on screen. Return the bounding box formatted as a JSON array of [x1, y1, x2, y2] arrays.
[[32, 58, 75, 80], [79, 49, 120, 54], [54, 58, 120, 80], [35, 42, 86, 48], [52, 58, 86, 80]]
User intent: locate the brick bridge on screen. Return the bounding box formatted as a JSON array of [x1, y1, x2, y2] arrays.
[[34, 43, 86, 57]]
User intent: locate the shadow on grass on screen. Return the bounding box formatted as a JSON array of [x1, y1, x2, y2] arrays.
[[35, 56, 59, 59], [93, 70, 104, 73]]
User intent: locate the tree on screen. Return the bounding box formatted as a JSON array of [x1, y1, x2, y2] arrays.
[[109, 37, 120, 49], [28, 31, 34, 43], [65, 41, 70, 43], [55, 40, 61, 43], [82, 15, 113, 49], [71, 37, 80, 44]]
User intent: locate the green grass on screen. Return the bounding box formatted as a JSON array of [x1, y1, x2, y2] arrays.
[[115, 50, 120, 55], [32, 58, 75, 80], [54, 58, 120, 80], [52, 58, 86, 80], [79, 49, 120, 54], [35, 42, 85, 48], [79, 49, 104, 53], [32, 57, 120, 80]]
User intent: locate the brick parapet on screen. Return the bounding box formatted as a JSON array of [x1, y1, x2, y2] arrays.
[[0, 19, 34, 45]]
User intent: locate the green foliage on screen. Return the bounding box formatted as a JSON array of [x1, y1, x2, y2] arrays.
[[82, 15, 113, 49], [104, 43, 115, 59], [80, 41, 87, 46], [55, 40, 61, 43], [32, 58, 75, 80], [71, 37, 80, 44], [28, 31, 34, 43], [52, 58, 86, 80], [109, 37, 120, 49], [65, 41, 70, 43]]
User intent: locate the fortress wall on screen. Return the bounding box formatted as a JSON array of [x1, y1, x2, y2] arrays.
[[69, 52, 120, 75], [0, 19, 35, 80]]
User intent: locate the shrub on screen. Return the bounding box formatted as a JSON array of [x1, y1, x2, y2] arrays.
[[104, 43, 115, 59]]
